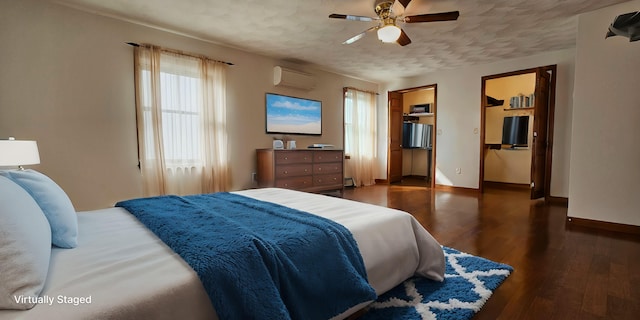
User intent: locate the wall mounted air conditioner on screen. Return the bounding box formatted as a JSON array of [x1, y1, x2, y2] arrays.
[[273, 66, 316, 91]]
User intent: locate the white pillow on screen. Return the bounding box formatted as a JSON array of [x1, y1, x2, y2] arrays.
[[0, 169, 78, 248], [0, 176, 52, 310]]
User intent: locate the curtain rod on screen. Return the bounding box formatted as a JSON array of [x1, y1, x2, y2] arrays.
[[126, 42, 234, 66], [343, 87, 380, 95]]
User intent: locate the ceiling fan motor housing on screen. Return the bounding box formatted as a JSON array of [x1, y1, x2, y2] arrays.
[[374, 0, 395, 18]]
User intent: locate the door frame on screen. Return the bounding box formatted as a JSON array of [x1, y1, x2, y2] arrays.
[[479, 65, 557, 199], [388, 84, 438, 188]]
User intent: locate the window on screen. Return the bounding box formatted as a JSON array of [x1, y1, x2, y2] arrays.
[[134, 45, 229, 196], [344, 92, 354, 155], [343, 88, 377, 186], [139, 56, 202, 166]]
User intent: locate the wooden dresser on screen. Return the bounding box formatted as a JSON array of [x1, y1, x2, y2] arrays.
[[256, 149, 344, 193]]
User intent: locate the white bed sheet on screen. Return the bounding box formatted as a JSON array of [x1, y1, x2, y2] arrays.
[[0, 188, 444, 320], [0, 208, 216, 320], [236, 188, 445, 294]]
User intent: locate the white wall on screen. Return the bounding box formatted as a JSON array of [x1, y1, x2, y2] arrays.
[[569, 0, 640, 225], [0, 0, 377, 210], [378, 48, 576, 197]]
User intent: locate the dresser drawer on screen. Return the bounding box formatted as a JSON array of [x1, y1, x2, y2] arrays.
[[313, 173, 343, 187], [313, 163, 342, 175], [257, 148, 343, 193], [275, 176, 313, 189], [275, 151, 313, 164], [313, 151, 343, 163], [275, 164, 312, 178]]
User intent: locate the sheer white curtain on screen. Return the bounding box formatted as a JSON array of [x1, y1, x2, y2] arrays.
[[344, 87, 377, 187], [134, 45, 230, 196]]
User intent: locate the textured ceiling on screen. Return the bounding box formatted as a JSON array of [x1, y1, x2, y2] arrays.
[[51, 0, 630, 83]]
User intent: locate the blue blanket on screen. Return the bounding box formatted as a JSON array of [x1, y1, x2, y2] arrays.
[[116, 192, 376, 320]]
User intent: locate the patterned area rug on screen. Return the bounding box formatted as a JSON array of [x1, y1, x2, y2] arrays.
[[362, 246, 513, 320]]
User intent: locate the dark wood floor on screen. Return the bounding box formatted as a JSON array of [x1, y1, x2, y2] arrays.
[[342, 179, 640, 320]]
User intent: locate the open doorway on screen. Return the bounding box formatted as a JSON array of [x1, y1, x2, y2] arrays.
[[479, 66, 556, 200], [388, 84, 437, 188]]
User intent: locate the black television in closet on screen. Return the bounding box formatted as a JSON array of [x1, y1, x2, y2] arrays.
[[502, 116, 529, 148]]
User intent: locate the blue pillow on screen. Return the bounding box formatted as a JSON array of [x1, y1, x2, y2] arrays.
[[0, 176, 52, 310], [0, 169, 78, 248]]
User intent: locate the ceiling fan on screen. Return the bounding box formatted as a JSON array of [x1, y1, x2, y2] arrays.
[[329, 0, 459, 46]]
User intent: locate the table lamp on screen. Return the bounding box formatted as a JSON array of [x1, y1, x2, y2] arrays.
[[0, 137, 40, 170]]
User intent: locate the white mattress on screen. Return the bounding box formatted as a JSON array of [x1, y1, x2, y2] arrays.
[[237, 188, 445, 293], [0, 188, 444, 320]]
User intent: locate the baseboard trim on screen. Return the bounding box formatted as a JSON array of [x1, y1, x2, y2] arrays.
[[435, 184, 480, 194], [404, 175, 428, 179], [567, 217, 640, 235], [547, 196, 568, 207], [483, 181, 530, 190]]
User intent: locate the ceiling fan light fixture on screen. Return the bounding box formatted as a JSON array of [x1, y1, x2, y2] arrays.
[[377, 24, 401, 43]]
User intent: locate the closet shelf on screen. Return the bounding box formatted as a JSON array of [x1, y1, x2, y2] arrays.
[[407, 112, 434, 117], [504, 107, 534, 111]]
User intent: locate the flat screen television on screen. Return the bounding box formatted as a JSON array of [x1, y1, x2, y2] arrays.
[[502, 116, 529, 148], [265, 93, 322, 135]]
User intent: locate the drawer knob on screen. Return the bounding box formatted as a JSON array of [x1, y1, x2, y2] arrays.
[[284, 171, 288, 174], [318, 168, 322, 171], [304, 169, 308, 172]]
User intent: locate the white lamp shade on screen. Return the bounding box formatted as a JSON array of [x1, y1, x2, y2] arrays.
[[377, 25, 401, 43], [0, 140, 41, 167]]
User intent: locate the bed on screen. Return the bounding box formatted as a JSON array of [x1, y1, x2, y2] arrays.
[[0, 187, 444, 320]]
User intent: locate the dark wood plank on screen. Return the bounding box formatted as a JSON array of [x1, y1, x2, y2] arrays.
[[342, 178, 640, 319]]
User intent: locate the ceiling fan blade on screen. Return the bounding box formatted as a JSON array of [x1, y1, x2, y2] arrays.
[[343, 26, 377, 45], [329, 13, 376, 22], [397, 0, 412, 8], [404, 11, 460, 23], [396, 29, 412, 46]]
